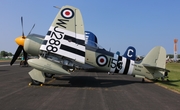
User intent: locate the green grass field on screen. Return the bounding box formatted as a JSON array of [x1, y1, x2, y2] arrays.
[[157, 63, 180, 93]]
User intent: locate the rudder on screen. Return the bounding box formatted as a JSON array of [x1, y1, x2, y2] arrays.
[[123, 46, 136, 61], [141, 46, 166, 69]]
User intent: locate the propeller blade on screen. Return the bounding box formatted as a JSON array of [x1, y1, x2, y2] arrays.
[[10, 46, 23, 65], [21, 17, 25, 37], [28, 24, 35, 35]]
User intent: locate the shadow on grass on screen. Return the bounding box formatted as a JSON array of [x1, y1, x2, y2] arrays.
[[156, 79, 180, 87]]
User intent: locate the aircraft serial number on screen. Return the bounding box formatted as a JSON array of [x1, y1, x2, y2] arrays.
[[108, 58, 123, 70], [46, 26, 64, 52]]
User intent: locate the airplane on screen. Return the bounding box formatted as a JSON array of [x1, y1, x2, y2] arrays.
[[10, 5, 170, 85], [166, 56, 180, 63]]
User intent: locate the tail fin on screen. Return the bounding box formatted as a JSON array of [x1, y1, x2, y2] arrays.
[[85, 31, 98, 47], [40, 5, 85, 63], [123, 46, 136, 61], [141, 46, 166, 69]]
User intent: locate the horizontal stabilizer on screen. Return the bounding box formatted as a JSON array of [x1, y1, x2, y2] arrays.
[[143, 64, 170, 72]]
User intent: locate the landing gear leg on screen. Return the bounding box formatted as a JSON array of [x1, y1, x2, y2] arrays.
[[142, 78, 145, 82], [161, 77, 165, 81]]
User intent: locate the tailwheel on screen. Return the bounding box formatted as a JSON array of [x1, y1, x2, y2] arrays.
[[44, 73, 54, 78], [161, 77, 165, 81]]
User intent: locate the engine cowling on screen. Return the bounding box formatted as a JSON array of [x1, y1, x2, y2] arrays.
[[24, 35, 44, 56]]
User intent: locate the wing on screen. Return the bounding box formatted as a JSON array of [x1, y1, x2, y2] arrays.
[[40, 5, 85, 64]]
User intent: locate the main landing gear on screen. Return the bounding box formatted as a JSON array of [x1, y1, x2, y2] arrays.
[[44, 73, 54, 78], [30, 79, 42, 85], [20, 60, 28, 67], [29, 73, 54, 86], [142, 78, 145, 82]]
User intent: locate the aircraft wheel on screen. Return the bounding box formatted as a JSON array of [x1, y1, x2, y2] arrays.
[[31, 79, 41, 85], [161, 77, 165, 81], [44, 73, 54, 78]]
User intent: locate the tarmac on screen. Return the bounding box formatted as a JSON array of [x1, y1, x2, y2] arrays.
[[0, 61, 180, 110]]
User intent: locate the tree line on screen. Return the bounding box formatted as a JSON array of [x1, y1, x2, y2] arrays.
[[0, 51, 13, 57]]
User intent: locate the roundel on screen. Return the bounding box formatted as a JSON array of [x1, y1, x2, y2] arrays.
[[61, 8, 74, 19], [96, 55, 108, 66]]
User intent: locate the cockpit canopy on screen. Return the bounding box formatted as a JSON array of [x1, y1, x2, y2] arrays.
[[85, 31, 104, 49]]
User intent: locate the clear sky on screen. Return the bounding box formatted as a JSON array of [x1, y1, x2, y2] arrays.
[[0, 0, 179, 55]]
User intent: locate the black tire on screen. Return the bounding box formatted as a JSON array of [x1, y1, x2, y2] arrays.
[[31, 79, 41, 85], [44, 73, 54, 78]]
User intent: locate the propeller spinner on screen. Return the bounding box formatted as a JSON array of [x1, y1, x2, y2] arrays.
[[10, 17, 35, 65]]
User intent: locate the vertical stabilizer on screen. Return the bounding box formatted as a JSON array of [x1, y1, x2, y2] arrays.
[[141, 46, 166, 69], [40, 5, 85, 63], [123, 46, 136, 61]]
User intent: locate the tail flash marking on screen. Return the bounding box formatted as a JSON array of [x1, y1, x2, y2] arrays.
[[110, 55, 134, 75]]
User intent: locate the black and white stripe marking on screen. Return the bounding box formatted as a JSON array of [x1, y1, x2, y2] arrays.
[[40, 26, 85, 63], [110, 55, 134, 75]]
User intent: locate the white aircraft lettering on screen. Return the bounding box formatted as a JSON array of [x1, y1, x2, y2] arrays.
[[127, 49, 134, 57]]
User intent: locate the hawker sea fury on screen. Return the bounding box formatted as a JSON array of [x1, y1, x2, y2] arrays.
[[10, 5, 169, 85]]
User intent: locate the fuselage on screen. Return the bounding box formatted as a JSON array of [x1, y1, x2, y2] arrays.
[[25, 34, 158, 80], [85, 45, 156, 79]]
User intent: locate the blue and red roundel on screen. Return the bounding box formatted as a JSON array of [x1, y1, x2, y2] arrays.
[[61, 8, 74, 19], [96, 55, 108, 66]]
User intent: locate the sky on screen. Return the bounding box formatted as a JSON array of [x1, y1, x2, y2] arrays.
[[0, 0, 180, 55]]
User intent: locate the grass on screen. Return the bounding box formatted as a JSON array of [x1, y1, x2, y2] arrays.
[[157, 63, 180, 93], [0, 58, 11, 62]]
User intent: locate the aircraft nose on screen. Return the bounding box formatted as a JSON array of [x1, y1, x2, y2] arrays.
[[15, 36, 26, 46]]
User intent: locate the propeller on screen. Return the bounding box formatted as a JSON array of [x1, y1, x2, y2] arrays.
[[10, 17, 35, 65], [28, 24, 35, 36], [21, 17, 25, 38]]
